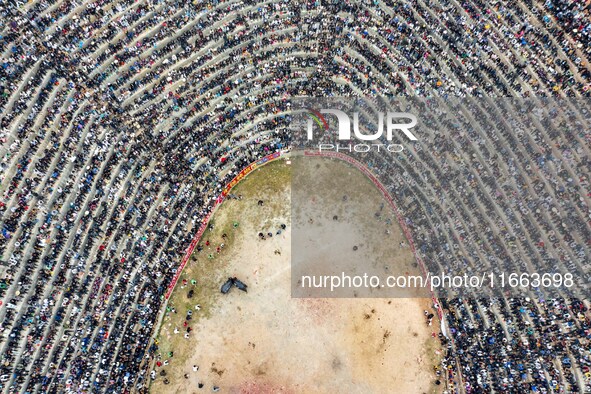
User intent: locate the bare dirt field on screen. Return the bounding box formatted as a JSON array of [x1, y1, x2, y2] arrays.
[[150, 157, 443, 394]]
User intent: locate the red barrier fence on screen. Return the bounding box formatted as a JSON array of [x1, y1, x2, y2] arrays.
[[165, 151, 283, 299]]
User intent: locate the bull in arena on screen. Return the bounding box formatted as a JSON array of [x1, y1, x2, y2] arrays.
[[232, 277, 248, 292], [221, 278, 234, 294]]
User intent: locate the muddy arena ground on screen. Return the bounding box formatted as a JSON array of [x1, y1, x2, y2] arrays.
[[150, 157, 443, 394]]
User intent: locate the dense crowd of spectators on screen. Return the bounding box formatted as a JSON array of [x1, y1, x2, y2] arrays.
[[0, 0, 589, 392], [301, 92, 590, 392], [348, 95, 591, 393]]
